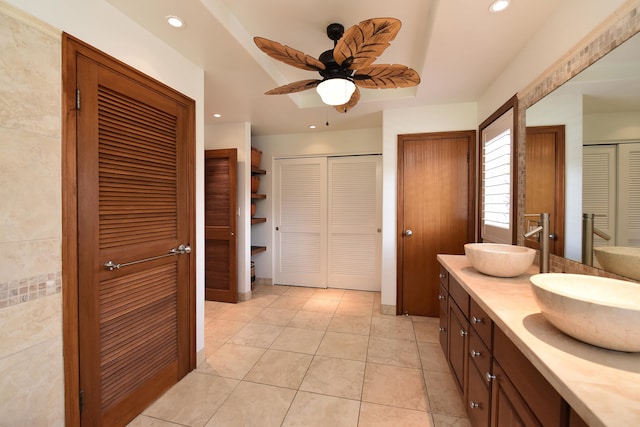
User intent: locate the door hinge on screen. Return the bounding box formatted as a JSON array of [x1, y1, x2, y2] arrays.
[[76, 88, 80, 110], [79, 389, 85, 413]]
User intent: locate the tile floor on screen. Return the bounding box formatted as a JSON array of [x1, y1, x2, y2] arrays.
[[128, 284, 471, 427]]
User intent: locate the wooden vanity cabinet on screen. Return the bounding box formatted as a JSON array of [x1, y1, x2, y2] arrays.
[[493, 325, 567, 427], [447, 275, 470, 399]]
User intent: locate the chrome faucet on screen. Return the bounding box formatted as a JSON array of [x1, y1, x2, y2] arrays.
[[582, 213, 612, 266], [524, 213, 550, 273]]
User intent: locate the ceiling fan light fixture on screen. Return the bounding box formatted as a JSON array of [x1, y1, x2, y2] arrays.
[[489, 0, 510, 13], [316, 78, 356, 106]]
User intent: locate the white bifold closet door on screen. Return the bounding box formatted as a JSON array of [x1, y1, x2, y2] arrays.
[[273, 155, 382, 290]]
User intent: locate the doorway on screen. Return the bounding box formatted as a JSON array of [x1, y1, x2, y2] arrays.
[[397, 131, 475, 316], [62, 35, 196, 426]]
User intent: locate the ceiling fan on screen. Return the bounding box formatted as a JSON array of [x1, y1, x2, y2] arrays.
[[254, 17, 421, 112]]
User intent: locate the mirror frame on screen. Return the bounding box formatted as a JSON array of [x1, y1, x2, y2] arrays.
[[516, 1, 640, 257]]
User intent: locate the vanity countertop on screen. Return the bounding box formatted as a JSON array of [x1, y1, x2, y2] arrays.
[[437, 254, 640, 427]]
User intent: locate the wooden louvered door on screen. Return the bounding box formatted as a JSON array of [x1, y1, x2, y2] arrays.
[[204, 149, 238, 302], [72, 40, 195, 426]]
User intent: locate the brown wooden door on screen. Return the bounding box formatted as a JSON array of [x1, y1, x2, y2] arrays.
[[204, 149, 238, 302], [67, 36, 195, 426], [525, 126, 565, 256], [397, 131, 475, 316]]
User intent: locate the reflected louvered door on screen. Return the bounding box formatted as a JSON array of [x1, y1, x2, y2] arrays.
[[274, 157, 327, 287], [328, 156, 381, 290], [583, 145, 617, 248], [76, 53, 193, 426], [618, 143, 640, 246]]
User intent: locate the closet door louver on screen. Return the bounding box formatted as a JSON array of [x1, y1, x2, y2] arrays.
[[328, 156, 381, 290], [618, 143, 640, 246], [583, 145, 616, 247]]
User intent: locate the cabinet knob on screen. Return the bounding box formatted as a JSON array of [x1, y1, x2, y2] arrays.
[[486, 372, 496, 382], [472, 316, 484, 324], [470, 350, 481, 358], [439, 327, 446, 333], [438, 295, 446, 300], [460, 329, 468, 337], [469, 401, 480, 409], [439, 273, 447, 279]]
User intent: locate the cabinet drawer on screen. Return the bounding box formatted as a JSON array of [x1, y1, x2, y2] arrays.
[[494, 327, 566, 427], [449, 275, 469, 316], [439, 265, 449, 289], [467, 362, 490, 427], [468, 328, 491, 385], [470, 299, 493, 348]]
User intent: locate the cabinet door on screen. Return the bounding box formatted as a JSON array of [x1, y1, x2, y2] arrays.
[[448, 300, 469, 398], [468, 362, 491, 427], [439, 283, 448, 358], [491, 362, 540, 427]]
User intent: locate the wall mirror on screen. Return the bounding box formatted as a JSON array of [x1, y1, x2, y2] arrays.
[[523, 30, 640, 277]]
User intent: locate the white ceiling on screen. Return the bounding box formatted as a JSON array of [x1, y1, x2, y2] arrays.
[[107, 0, 565, 135]]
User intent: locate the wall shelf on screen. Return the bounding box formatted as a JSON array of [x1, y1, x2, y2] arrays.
[[251, 166, 266, 175], [251, 193, 266, 199], [251, 245, 266, 255], [251, 217, 266, 225]]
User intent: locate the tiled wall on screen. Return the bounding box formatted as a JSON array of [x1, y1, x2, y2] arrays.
[[517, 0, 640, 280], [0, 1, 64, 425]]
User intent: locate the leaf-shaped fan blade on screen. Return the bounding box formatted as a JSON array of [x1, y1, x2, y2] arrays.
[[254, 37, 326, 72], [353, 65, 420, 89], [265, 79, 321, 95], [334, 86, 361, 113], [333, 18, 401, 70]]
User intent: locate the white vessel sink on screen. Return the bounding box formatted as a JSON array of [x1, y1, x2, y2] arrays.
[[594, 246, 640, 282], [464, 243, 536, 277], [530, 273, 640, 352]]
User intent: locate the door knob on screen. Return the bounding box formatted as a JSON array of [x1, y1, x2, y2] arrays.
[[405, 229, 413, 236]]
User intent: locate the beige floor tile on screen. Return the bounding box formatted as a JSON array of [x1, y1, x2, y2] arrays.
[[204, 301, 233, 319], [269, 295, 309, 310], [204, 381, 296, 427], [418, 342, 450, 372], [253, 284, 288, 295], [431, 414, 472, 427], [370, 316, 416, 340], [358, 402, 433, 427], [142, 371, 238, 426], [362, 363, 428, 411], [328, 314, 371, 335], [335, 301, 374, 317], [198, 343, 265, 379], [204, 318, 247, 343], [414, 321, 441, 343], [244, 349, 313, 389], [316, 331, 369, 361], [251, 307, 298, 326], [282, 391, 360, 427], [127, 415, 184, 426], [283, 286, 318, 298], [215, 304, 264, 322], [228, 323, 284, 348], [288, 310, 332, 330], [240, 293, 280, 307], [270, 327, 325, 354], [203, 339, 225, 356], [411, 315, 439, 324], [424, 371, 467, 417], [312, 288, 345, 300], [300, 355, 365, 400], [342, 290, 376, 304], [367, 336, 421, 368], [301, 297, 339, 313]]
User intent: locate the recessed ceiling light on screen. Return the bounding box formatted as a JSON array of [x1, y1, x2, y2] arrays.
[[213, 113, 222, 118], [309, 125, 316, 129], [166, 15, 185, 28], [489, 0, 510, 13]]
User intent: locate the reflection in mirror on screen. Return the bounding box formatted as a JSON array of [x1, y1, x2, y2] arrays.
[[525, 33, 640, 276]]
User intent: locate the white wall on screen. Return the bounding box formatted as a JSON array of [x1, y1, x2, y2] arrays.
[[381, 103, 478, 308], [584, 111, 640, 143], [205, 122, 252, 296], [478, 0, 627, 120], [251, 127, 383, 281]]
